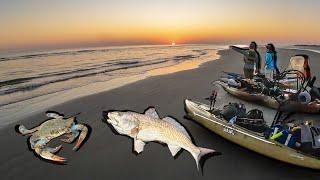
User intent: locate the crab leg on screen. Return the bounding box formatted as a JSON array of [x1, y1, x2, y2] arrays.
[[34, 147, 66, 163], [61, 132, 79, 143], [18, 125, 39, 135], [70, 124, 88, 150], [29, 135, 41, 149]]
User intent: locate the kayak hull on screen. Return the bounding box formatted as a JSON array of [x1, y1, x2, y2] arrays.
[[184, 99, 320, 170], [218, 81, 279, 109], [218, 81, 320, 114]]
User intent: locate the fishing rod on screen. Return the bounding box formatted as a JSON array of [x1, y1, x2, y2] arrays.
[[205, 90, 217, 111]]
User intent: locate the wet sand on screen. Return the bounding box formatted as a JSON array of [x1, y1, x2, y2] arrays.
[[1, 48, 320, 179]]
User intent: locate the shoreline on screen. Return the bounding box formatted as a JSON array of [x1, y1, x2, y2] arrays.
[[285, 47, 320, 54], [0, 50, 220, 128]]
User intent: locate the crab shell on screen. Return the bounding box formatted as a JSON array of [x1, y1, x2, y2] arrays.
[[36, 117, 75, 138]]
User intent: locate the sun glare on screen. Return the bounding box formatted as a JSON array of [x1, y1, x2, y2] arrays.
[[171, 42, 176, 46]]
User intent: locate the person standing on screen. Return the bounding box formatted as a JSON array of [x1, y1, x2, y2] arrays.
[[230, 42, 261, 79], [265, 44, 276, 80], [269, 43, 280, 75]]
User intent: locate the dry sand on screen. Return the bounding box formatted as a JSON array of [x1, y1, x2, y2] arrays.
[[1, 48, 320, 179]]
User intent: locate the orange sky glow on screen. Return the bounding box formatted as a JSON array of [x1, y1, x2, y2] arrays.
[[1, 0, 319, 50]]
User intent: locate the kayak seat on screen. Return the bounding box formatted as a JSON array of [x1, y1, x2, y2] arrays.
[[221, 103, 246, 120], [220, 104, 267, 133], [236, 109, 267, 133], [236, 117, 267, 133], [246, 109, 264, 119]]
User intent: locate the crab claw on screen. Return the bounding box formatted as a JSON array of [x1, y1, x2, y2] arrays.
[[71, 124, 88, 151], [47, 145, 63, 153], [35, 147, 67, 163]]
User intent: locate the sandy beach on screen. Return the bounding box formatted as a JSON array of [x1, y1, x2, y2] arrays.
[[1, 48, 320, 179]]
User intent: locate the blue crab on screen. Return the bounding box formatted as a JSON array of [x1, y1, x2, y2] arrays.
[[16, 111, 89, 163]]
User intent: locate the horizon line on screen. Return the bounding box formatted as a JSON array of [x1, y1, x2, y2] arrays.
[[0, 42, 314, 58]]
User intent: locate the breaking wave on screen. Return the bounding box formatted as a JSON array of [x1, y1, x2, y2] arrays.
[[0, 45, 220, 106]]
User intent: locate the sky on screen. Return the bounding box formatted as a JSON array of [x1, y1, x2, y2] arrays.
[[0, 0, 320, 50]]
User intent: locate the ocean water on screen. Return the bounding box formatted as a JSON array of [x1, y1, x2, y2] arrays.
[[0, 44, 224, 126], [287, 45, 320, 54]]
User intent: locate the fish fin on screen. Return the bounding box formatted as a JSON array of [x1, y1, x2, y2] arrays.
[[134, 139, 145, 154], [168, 144, 181, 157], [162, 117, 191, 140], [191, 147, 216, 171], [45, 111, 64, 119], [130, 127, 139, 137], [144, 107, 160, 119]]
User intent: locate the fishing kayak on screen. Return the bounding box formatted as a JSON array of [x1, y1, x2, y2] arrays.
[[184, 99, 320, 170], [217, 81, 320, 114]]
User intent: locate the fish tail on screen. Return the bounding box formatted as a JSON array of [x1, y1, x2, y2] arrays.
[[192, 147, 216, 171]]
